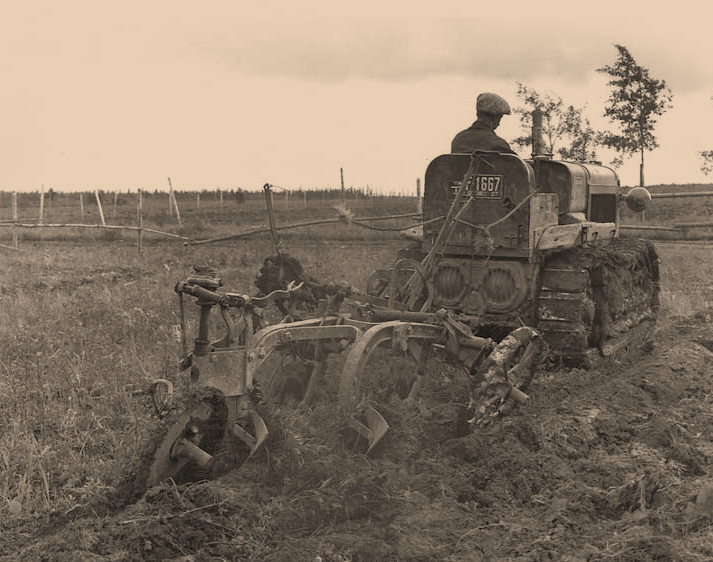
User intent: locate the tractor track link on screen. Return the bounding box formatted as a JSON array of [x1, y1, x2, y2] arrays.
[[537, 238, 660, 366]]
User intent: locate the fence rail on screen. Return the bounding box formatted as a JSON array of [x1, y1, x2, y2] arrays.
[[0, 189, 422, 252], [3, 185, 713, 252]]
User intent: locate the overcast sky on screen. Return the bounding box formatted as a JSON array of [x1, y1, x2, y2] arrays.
[[2, 1, 712, 193]]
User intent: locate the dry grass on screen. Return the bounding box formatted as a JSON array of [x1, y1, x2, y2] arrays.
[[0, 226, 708, 519], [0, 199, 414, 519], [656, 242, 713, 320], [3, 195, 713, 561]]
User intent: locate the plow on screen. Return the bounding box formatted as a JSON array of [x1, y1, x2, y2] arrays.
[[147, 263, 544, 486], [146, 112, 660, 487]]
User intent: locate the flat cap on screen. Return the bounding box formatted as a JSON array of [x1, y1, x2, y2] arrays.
[[476, 93, 511, 116]]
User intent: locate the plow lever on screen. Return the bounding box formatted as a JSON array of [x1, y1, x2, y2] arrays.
[[176, 281, 247, 308], [176, 279, 304, 309]]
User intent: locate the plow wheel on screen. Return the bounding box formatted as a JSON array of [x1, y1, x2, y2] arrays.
[[262, 352, 313, 406], [259, 343, 330, 409], [338, 321, 448, 453], [147, 390, 255, 488], [338, 323, 544, 450]]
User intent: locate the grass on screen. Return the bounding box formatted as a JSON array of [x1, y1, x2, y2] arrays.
[[0, 195, 422, 253], [0, 197, 414, 518], [0, 243, 184, 515], [656, 242, 713, 320], [0, 190, 709, 523]]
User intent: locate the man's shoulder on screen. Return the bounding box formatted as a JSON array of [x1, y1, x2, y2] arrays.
[[451, 125, 514, 154], [451, 129, 477, 153]]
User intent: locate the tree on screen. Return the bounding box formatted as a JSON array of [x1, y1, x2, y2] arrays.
[[699, 151, 713, 176], [512, 83, 602, 161], [597, 44, 673, 186], [556, 108, 603, 162], [512, 83, 566, 155], [698, 96, 713, 176]]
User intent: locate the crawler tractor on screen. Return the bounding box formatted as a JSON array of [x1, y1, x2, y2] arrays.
[[146, 112, 659, 487], [369, 111, 659, 366]]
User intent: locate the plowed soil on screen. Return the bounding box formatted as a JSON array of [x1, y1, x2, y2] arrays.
[[3, 309, 713, 562]]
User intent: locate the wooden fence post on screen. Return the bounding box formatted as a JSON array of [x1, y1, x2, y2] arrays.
[[12, 191, 18, 250], [167, 177, 181, 225], [38, 186, 45, 242], [137, 189, 143, 254], [94, 190, 106, 226], [39, 185, 45, 225], [416, 178, 422, 214]]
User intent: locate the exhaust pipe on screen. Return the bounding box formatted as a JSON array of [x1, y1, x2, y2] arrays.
[[531, 108, 551, 160]]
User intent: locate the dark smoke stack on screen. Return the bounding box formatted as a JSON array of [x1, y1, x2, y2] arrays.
[[531, 108, 550, 159]]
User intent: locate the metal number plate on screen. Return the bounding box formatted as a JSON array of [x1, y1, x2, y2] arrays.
[[470, 175, 503, 199]]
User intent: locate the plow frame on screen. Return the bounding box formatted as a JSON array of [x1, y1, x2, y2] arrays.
[[148, 265, 539, 487]]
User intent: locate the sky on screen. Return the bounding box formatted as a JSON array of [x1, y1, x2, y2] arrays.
[[2, 1, 713, 193]]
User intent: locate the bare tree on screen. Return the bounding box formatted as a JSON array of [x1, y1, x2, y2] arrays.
[[597, 44, 673, 186]]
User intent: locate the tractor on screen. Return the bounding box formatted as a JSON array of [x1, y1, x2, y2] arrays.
[[146, 111, 659, 487]]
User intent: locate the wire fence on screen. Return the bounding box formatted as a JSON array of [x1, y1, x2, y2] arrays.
[[0, 187, 423, 252], [4, 182, 713, 252]]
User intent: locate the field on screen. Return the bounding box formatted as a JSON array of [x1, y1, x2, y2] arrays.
[[2, 192, 713, 561]]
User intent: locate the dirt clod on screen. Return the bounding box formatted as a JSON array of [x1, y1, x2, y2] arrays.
[[4, 317, 713, 561]]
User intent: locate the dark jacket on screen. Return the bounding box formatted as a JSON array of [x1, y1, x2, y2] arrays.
[[451, 121, 514, 154]]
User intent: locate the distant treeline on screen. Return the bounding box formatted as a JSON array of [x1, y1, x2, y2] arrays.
[[645, 184, 713, 194], [0, 186, 414, 209]]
